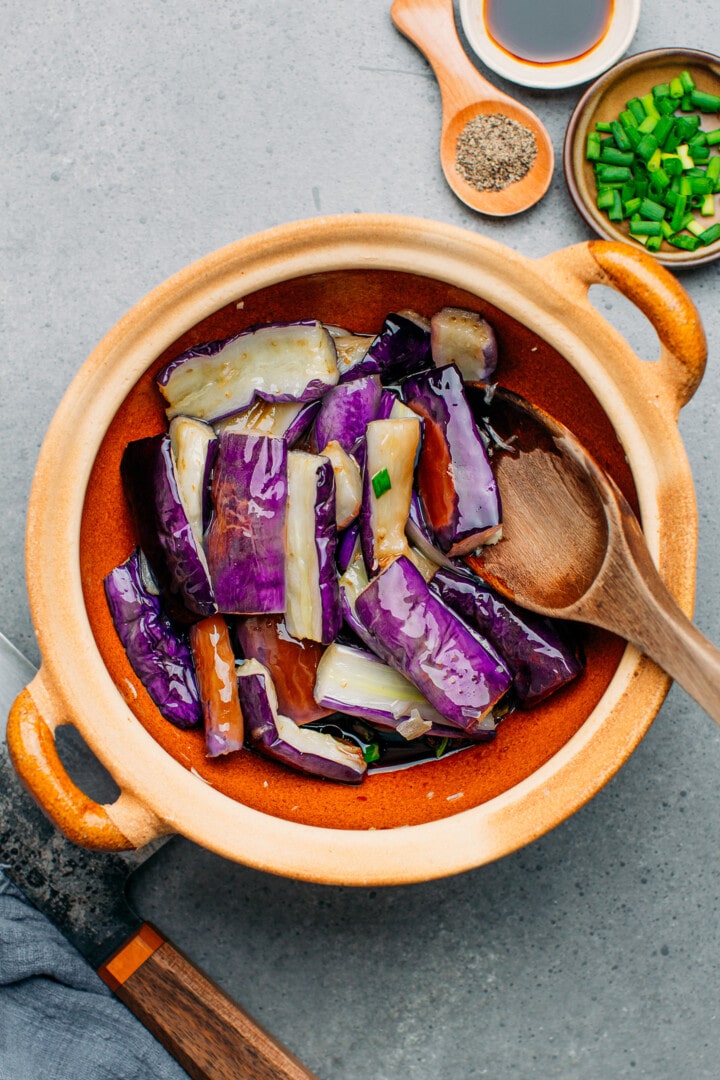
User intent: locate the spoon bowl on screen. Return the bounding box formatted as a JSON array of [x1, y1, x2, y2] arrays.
[[468, 387, 720, 725], [391, 0, 554, 215]]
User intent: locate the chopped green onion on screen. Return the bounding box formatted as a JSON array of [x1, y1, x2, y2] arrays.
[[641, 93, 661, 120], [620, 109, 638, 131], [595, 164, 633, 183], [608, 190, 623, 222], [638, 114, 658, 135], [629, 219, 662, 237], [371, 468, 392, 499], [669, 194, 687, 232], [662, 154, 683, 176], [700, 193, 715, 216], [636, 133, 658, 161], [596, 188, 616, 210], [706, 128, 720, 146], [669, 77, 684, 98], [667, 232, 701, 251], [653, 82, 671, 99], [698, 223, 720, 245], [638, 197, 666, 221], [690, 89, 720, 113], [434, 737, 449, 759], [610, 120, 632, 150], [586, 132, 601, 161], [645, 235, 663, 253], [677, 144, 694, 169], [679, 70, 696, 93], [623, 196, 642, 216], [600, 146, 634, 166], [363, 742, 381, 764], [627, 97, 646, 123]]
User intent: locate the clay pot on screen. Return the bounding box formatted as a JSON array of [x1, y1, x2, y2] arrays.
[[8, 215, 706, 884]]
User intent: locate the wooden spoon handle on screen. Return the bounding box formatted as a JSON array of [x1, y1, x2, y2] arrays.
[[391, 0, 505, 107], [584, 490, 720, 725], [99, 924, 320, 1080]]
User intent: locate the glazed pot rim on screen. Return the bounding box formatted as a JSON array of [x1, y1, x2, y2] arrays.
[[24, 214, 699, 883]]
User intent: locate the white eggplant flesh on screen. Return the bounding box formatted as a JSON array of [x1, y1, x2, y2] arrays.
[[285, 451, 341, 644], [158, 320, 339, 422], [320, 440, 363, 529], [360, 418, 421, 574], [169, 416, 216, 547]]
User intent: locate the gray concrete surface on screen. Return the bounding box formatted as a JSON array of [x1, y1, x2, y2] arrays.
[[2, 1, 719, 1077]]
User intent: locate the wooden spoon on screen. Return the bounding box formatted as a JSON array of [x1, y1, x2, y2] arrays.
[[466, 387, 720, 724], [390, 0, 554, 215]]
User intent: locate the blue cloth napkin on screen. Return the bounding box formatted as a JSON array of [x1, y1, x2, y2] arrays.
[[0, 874, 188, 1079]]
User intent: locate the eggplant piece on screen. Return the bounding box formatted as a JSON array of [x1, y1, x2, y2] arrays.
[[215, 399, 320, 447], [312, 374, 382, 453], [354, 555, 510, 733], [285, 451, 341, 643], [402, 364, 502, 557], [430, 307, 498, 382], [320, 441, 362, 529], [104, 550, 201, 728], [121, 434, 216, 621], [206, 432, 287, 614], [235, 614, 332, 725], [377, 389, 422, 422], [189, 615, 244, 757], [359, 418, 421, 575], [237, 659, 367, 783], [168, 416, 217, 545], [315, 642, 452, 735], [336, 521, 361, 576], [324, 325, 376, 381], [405, 490, 456, 572], [431, 565, 583, 706], [365, 312, 433, 386], [157, 320, 339, 423]]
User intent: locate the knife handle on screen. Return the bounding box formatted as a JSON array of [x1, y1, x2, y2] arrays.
[[98, 924, 320, 1080]]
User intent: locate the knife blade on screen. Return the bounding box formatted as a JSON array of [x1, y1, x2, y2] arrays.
[[0, 631, 319, 1080]]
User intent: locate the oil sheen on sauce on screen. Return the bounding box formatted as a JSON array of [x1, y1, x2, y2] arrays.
[[483, 0, 613, 66]]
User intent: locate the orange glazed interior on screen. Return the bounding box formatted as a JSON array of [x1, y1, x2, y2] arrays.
[[80, 269, 633, 831]]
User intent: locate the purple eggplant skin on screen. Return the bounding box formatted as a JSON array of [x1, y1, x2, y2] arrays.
[[206, 432, 288, 614], [157, 320, 339, 423], [336, 521, 360, 575], [285, 452, 342, 644], [430, 307, 498, 382], [237, 660, 367, 783], [431, 565, 583, 707], [312, 374, 382, 453], [121, 434, 216, 622], [354, 555, 510, 733], [104, 550, 201, 729], [401, 363, 502, 557], [365, 312, 433, 386]]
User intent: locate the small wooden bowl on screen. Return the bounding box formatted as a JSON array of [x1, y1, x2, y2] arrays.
[[564, 48, 720, 268], [7, 216, 707, 884]]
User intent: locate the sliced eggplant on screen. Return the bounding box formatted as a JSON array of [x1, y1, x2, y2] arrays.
[[157, 320, 339, 422], [189, 614, 244, 757], [402, 363, 502, 557], [121, 434, 216, 621], [215, 399, 320, 448], [312, 374, 382, 453], [320, 441, 362, 529], [104, 550, 201, 728], [354, 555, 510, 733], [430, 307, 498, 382], [431, 565, 583, 706], [168, 416, 217, 545], [206, 432, 287, 614], [285, 451, 341, 643], [234, 614, 332, 725], [359, 418, 421, 576], [237, 659, 367, 783], [365, 312, 433, 385]]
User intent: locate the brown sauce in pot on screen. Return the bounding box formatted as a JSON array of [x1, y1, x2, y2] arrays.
[[80, 269, 634, 832]]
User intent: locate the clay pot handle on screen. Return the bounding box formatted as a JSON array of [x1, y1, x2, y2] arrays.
[[545, 240, 707, 410], [7, 678, 148, 851]]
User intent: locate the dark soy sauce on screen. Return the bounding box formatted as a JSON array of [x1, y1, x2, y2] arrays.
[[483, 0, 613, 66]]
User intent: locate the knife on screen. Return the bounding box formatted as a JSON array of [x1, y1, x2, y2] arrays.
[[0, 631, 319, 1080]]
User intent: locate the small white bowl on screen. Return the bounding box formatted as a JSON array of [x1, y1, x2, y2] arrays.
[[458, 0, 642, 90]]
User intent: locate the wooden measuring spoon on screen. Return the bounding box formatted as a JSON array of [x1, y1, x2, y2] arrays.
[[466, 387, 720, 724], [390, 0, 554, 215]]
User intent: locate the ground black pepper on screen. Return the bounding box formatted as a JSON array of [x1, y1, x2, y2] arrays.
[[455, 113, 538, 192]]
